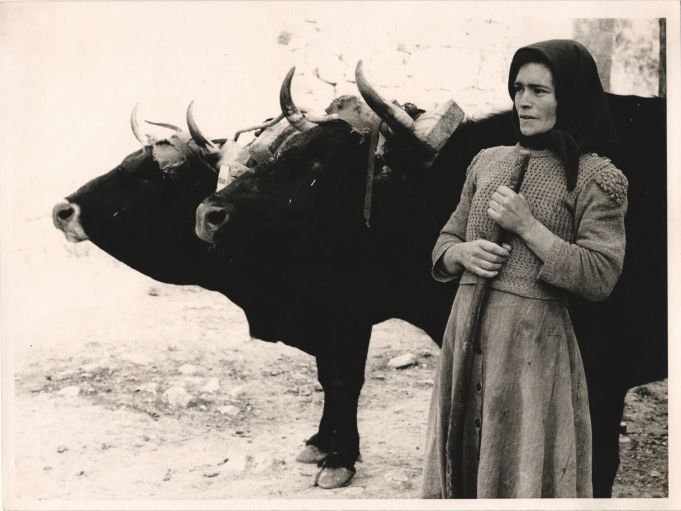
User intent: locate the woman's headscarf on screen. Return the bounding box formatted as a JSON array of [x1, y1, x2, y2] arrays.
[[508, 39, 619, 190]]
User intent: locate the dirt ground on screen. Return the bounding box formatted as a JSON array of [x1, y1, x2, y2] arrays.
[[11, 276, 668, 503]]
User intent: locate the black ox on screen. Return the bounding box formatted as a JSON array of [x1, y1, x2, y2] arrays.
[[53, 67, 666, 495], [194, 67, 667, 494]]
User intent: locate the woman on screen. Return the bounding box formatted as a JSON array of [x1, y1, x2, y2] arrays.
[[421, 40, 628, 498]]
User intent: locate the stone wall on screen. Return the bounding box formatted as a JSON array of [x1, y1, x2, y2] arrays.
[[233, 16, 661, 131], [575, 18, 661, 96]]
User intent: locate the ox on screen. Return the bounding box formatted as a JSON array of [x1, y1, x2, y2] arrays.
[[53, 110, 227, 292], [52, 103, 350, 293], [194, 67, 666, 494], [51, 100, 378, 487]]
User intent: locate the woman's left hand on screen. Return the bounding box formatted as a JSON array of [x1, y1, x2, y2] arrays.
[[487, 185, 535, 236]]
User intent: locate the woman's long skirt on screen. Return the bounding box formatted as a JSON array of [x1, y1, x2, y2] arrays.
[[421, 285, 593, 498]]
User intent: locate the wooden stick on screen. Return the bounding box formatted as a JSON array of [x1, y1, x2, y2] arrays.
[[444, 151, 531, 497]]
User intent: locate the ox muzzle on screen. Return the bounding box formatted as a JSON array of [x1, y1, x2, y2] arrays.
[[195, 202, 231, 243], [52, 201, 89, 242]]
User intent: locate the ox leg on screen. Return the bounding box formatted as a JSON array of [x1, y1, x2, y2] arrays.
[[312, 323, 371, 488], [296, 383, 335, 463], [590, 385, 627, 497]]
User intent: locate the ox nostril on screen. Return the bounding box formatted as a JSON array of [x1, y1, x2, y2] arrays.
[[205, 208, 228, 227], [196, 203, 231, 241], [52, 201, 87, 241], [57, 206, 74, 221], [52, 201, 76, 227]]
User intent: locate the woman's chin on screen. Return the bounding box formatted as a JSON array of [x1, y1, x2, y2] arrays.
[[519, 122, 555, 137], [520, 126, 540, 136]]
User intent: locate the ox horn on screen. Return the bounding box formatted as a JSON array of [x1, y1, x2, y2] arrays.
[[355, 60, 418, 140], [130, 103, 148, 146], [280, 67, 318, 132], [186, 101, 217, 150], [145, 120, 182, 132], [233, 113, 285, 142]]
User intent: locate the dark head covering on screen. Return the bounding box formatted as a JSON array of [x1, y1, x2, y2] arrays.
[[508, 39, 619, 190]]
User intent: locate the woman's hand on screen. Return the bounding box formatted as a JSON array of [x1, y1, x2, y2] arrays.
[[442, 240, 512, 278], [487, 185, 559, 263], [487, 185, 536, 236]]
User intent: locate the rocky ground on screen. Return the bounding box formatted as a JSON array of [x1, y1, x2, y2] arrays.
[[11, 281, 667, 504]]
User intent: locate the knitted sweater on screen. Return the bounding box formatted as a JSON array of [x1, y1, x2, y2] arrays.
[[432, 144, 628, 301]]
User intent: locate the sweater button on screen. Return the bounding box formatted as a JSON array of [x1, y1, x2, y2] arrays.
[[475, 418, 481, 428], [476, 382, 482, 392]]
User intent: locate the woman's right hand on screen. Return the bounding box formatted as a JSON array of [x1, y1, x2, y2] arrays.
[[442, 240, 512, 278]]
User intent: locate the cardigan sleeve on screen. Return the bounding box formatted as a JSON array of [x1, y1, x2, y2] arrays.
[[431, 149, 485, 282], [536, 165, 628, 302]]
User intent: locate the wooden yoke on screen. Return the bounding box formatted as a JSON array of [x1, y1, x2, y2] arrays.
[[414, 99, 465, 157], [216, 118, 299, 191], [379, 99, 465, 170], [247, 117, 298, 165]]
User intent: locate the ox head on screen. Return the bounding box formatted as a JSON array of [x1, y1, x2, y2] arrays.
[[52, 104, 229, 282], [194, 67, 446, 291], [196, 123, 371, 267], [195, 69, 380, 262]]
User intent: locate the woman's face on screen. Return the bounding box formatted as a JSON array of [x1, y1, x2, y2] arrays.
[[513, 62, 557, 136]]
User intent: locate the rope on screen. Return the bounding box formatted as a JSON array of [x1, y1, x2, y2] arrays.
[[363, 123, 381, 228]]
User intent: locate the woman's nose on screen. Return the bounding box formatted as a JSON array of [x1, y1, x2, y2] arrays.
[[516, 92, 532, 109]]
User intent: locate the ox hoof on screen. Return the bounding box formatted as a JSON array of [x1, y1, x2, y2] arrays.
[[296, 444, 328, 464], [314, 467, 356, 489]]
